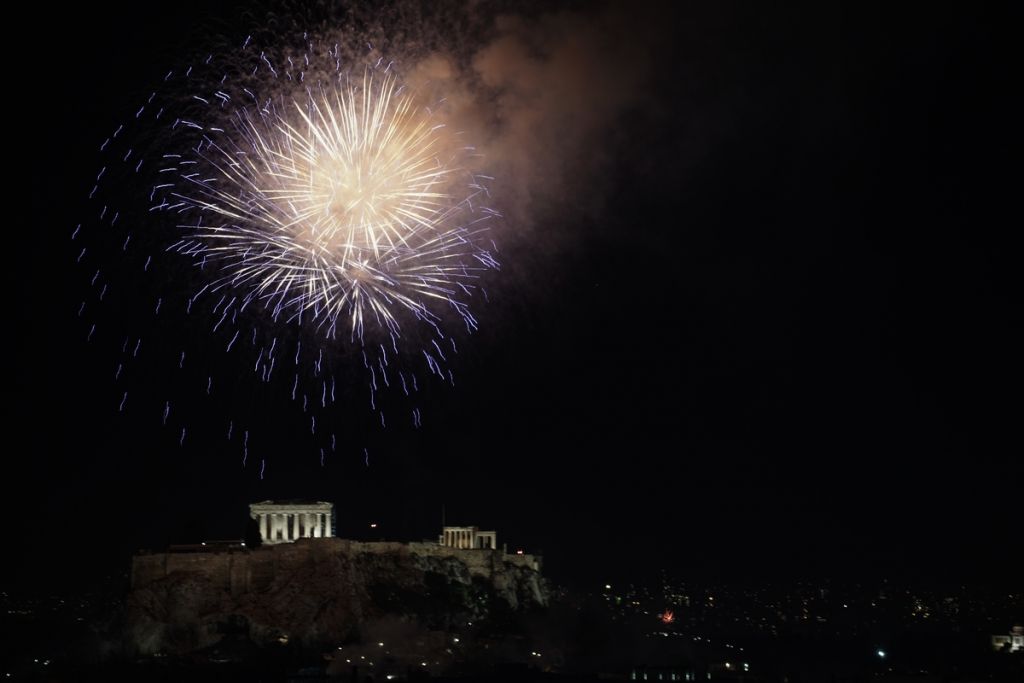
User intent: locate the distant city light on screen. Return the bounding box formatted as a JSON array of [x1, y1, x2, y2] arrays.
[[660, 609, 676, 624], [370, 523, 377, 528], [877, 649, 886, 658], [605, 584, 612, 590], [516, 549, 524, 555]]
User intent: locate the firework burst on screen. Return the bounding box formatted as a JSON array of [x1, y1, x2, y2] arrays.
[[78, 36, 502, 468], [171, 68, 498, 341]]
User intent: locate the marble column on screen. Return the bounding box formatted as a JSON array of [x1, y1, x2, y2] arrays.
[[259, 514, 268, 540]]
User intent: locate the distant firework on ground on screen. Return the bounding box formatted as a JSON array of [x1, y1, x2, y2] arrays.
[[76, 31, 501, 471]]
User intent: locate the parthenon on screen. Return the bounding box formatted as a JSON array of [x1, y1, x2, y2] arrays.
[[249, 500, 333, 545], [439, 525, 497, 550]]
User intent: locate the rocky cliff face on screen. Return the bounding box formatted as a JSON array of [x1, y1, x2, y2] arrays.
[[125, 540, 547, 657]]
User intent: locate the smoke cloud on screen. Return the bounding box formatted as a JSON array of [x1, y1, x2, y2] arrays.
[[414, 2, 668, 235], [247, 0, 673, 241]]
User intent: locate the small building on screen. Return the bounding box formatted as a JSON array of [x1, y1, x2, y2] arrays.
[[992, 624, 1024, 653], [439, 525, 497, 550], [250, 500, 334, 545]]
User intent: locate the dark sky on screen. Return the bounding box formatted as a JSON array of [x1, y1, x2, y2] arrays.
[[7, 2, 1020, 592]]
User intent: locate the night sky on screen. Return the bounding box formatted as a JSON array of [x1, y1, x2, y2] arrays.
[[7, 2, 1019, 592]]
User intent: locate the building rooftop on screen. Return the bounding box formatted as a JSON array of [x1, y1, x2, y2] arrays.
[[250, 499, 332, 506]]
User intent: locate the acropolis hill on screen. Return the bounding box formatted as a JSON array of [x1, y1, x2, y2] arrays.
[[131, 538, 543, 598], [126, 502, 546, 656]]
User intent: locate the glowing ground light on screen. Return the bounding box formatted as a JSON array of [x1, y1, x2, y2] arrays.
[[660, 609, 675, 624]]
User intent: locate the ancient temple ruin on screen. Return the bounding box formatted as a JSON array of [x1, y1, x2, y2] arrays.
[[439, 525, 498, 550], [249, 500, 334, 545]]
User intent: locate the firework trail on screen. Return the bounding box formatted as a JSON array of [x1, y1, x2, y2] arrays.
[[77, 31, 501, 470]]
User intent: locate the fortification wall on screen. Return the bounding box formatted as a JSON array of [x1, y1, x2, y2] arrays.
[[407, 542, 542, 573], [131, 538, 542, 592]]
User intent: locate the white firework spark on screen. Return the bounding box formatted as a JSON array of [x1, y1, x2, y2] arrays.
[[79, 38, 502, 463], [170, 67, 498, 342]]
